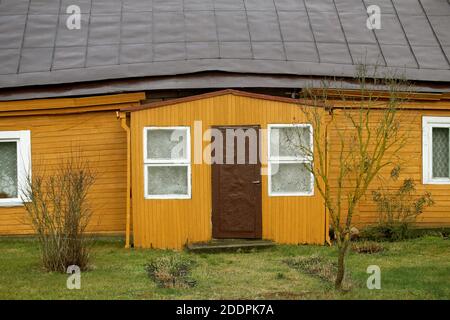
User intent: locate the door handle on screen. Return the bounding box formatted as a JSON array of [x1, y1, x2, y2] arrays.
[[252, 180, 261, 184]]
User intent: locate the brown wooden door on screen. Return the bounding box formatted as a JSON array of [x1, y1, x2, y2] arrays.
[[212, 125, 262, 239]]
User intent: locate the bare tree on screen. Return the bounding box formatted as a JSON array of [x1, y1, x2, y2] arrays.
[[288, 66, 410, 289]]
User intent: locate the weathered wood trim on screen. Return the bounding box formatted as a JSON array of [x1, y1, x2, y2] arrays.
[[311, 89, 445, 101], [122, 89, 450, 113], [122, 89, 328, 112], [0, 93, 145, 113], [0, 103, 140, 117], [331, 101, 450, 111]]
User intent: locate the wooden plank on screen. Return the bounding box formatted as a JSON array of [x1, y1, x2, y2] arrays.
[[0, 93, 145, 113], [123, 89, 327, 112], [312, 89, 444, 101], [0, 104, 137, 117]]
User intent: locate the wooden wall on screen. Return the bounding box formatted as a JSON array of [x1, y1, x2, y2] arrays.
[[130, 94, 327, 249], [0, 93, 145, 236], [328, 101, 450, 228]]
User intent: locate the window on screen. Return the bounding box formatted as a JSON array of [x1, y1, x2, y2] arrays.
[[0, 131, 31, 206], [423, 117, 450, 184], [268, 124, 314, 196], [144, 127, 191, 199]]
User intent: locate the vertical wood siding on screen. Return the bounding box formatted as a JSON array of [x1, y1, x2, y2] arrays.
[[131, 94, 327, 249], [0, 111, 128, 235]]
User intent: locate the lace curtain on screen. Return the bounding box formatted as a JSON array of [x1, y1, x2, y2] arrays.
[[0, 142, 18, 198], [432, 128, 450, 178]]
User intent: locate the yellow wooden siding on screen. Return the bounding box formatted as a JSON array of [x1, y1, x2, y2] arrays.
[[328, 107, 450, 228], [131, 94, 326, 249], [0, 111, 128, 235]]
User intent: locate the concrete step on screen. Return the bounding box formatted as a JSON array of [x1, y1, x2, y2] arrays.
[[186, 239, 275, 253]]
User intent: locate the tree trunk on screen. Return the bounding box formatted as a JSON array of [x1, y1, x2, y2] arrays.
[[335, 244, 348, 290]]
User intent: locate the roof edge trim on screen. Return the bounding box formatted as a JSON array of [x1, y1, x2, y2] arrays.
[[121, 89, 327, 112]]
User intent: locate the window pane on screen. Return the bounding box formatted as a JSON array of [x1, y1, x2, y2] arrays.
[[432, 128, 449, 178], [270, 126, 311, 158], [0, 142, 18, 198], [147, 165, 188, 196], [147, 129, 188, 160], [271, 162, 312, 194]]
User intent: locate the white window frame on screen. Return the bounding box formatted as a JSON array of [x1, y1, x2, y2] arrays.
[[143, 126, 191, 199], [0, 130, 31, 207], [267, 124, 314, 197], [423, 116, 450, 185]]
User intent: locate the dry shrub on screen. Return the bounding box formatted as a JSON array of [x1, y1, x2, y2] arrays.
[[284, 255, 353, 290], [351, 241, 386, 254], [145, 255, 196, 288], [372, 169, 434, 226], [22, 153, 95, 272]]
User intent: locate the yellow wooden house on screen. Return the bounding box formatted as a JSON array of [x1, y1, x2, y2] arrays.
[[0, 0, 449, 249]]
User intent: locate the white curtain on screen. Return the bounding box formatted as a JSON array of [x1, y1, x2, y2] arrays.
[[432, 128, 450, 178], [0, 142, 18, 198]]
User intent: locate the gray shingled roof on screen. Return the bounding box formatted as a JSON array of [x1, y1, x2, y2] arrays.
[[0, 0, 449, 90]]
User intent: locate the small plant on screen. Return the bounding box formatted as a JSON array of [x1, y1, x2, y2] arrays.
[[360, 223, 410, 241], [351, 241, 385, 254], [145, 255, 196, 288], [284, 255, 353, 290], [276, 272, 285, 280]]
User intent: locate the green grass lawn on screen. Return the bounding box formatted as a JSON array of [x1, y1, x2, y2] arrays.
[[0, 236, 449, 300]]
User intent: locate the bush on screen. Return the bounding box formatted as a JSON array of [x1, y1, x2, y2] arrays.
[[145, 255, 196, 288], [372, 169, 434, 226], [22, 153, 95, 272], [360, 223, 410, 242], [366, 169, 436, 242], [360, 225, 450, 242], [351, 241, 385, 254], [284, 255, 353, 290]]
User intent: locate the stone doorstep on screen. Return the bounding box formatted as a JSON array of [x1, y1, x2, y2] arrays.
[[186, 239, 275, 253]]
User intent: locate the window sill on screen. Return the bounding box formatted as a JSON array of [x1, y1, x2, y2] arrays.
[[269, 192, 315, 197], [423, 179, 450, 185], [145, 195, 192, 200], [0, 200, 24, 207]]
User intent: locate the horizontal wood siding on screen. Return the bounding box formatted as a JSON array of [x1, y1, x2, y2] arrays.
[[131, 94, 326, 249], [0, 111, 128, 235], [328, 104, 450, 228]]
